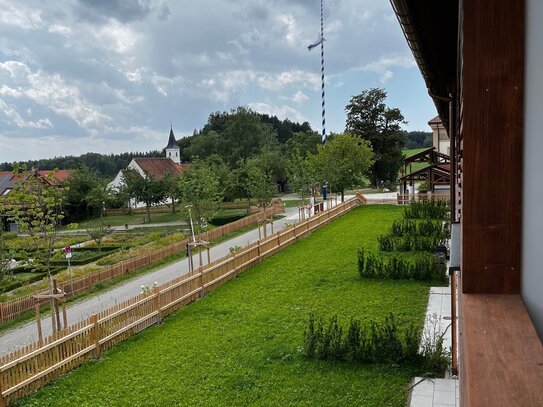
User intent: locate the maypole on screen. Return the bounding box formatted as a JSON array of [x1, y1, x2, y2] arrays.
[[308, 0, 327, 144], [319, 0, 326, 145], [307, 0, 328, 209]]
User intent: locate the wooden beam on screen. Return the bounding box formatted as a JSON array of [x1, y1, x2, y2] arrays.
[[461, 0, 524, 294]]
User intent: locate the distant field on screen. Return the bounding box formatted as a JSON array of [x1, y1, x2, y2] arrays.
[[18, 206, 431, 407], [402, 147, 432, 174], [403, 147, 430, 158]]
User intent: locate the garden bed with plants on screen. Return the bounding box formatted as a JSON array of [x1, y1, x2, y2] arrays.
[[17, 206, 439, 407]]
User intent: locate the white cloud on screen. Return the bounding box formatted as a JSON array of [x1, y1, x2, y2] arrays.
[[48, 24, 72, 36], [292, 90, 309, 105], [359, 54, 416, 83], [0, 99, 53, 129], [93, 21, 139, 55], [0, 1, 43, 30], [248, 102, 306, 123], [0, 60, 109, 128]]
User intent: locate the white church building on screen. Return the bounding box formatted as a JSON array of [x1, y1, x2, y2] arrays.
[[107, 128, 187, 208]]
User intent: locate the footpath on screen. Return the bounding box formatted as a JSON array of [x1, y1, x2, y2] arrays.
[[0, 207, 302, 356]]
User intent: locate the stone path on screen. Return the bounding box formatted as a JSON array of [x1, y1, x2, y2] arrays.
[[409, 286, 459, 407]]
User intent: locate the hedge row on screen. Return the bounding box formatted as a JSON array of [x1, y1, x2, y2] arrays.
[[358, 248, 447, 283], [303, 313, 449, 374], [391, 219, 450, 238], [403, 200, 449, 219], [377, 235, 446, 252]]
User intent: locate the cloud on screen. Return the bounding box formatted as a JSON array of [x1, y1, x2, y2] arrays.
[[359, 54, 416, 83], [0, 0, 428, 162], [75, 0, 168, 23], [0, 60, 110, 128], [291, 90, 309, 105], [0, 1, 43, 30], [0, 99, 53, 129], [248, 102, 306, 123]]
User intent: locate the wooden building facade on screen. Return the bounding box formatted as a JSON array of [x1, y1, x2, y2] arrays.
[[391, 0, 543, 405]]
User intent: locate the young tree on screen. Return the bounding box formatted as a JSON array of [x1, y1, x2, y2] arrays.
[[244, 156, 276, 210], [287, 151, 314, 201], [178, 160, 223, 235], [4, 166, 65, 330], [345, 88, 406, 188], [311, 134, 374, 202]]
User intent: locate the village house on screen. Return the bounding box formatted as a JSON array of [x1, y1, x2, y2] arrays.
[[107, 128, 187, 208]]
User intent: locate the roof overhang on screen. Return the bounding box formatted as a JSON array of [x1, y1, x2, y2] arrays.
[[390, 0, 459, 127]]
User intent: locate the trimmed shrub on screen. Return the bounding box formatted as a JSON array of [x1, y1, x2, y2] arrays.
[[377, 235, 446, 252], [358, 249, 447, 283], [303, 313, 449, 374], [403, 200, 449, 219]]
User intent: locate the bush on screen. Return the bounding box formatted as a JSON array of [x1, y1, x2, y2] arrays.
[[390, 219, 449, 239], [377, 235, 446, 252], [404, 200, 449, 219], [358, 249, 447, 283], [2, 232, 17, 240], [303, 313, 449, 374]]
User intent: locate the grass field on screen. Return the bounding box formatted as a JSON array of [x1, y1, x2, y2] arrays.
[[17, 206, 431, 407], [403, 147, 432, 174]]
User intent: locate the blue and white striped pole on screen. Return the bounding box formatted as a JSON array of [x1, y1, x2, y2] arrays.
[[320, 0, 326, 145]]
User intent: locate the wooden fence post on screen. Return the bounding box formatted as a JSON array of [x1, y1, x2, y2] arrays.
[[153, 286, 161, 324], [199, 267, 205, 298], [91, 314, 100, 359], [0, 377, 6, 407]]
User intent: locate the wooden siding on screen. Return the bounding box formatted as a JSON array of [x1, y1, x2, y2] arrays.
[[460, 0, 524, 294]]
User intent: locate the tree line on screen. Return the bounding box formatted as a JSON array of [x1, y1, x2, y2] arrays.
[[5, 88, 416, 227]]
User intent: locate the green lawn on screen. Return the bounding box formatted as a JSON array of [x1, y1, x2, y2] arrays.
[[17, 206, 431, 407]]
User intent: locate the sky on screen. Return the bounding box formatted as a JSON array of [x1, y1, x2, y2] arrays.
[[0, 0, 436, 163]]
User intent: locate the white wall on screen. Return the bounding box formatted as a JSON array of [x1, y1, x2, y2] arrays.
[[522, 0, 543, 339]]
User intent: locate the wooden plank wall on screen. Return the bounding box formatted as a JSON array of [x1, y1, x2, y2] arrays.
[[460, 0, 524, 294]]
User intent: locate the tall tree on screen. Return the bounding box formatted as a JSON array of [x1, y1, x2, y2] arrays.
[[311, 134, 374, 201], [122, 169, 166, 223], [345, 88, 406, 188], [161, 172, 181, 214]]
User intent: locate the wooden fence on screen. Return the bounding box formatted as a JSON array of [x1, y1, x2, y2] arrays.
[[0, 204, 285, 323], [0, 195, 364, 406], [396, 193, 450, 205]]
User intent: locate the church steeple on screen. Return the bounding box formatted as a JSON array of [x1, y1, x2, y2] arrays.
[[165, 126, 181, 164]]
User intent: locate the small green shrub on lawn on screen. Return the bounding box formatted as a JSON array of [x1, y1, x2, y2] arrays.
[[358, 249, 447, 283], [390, 219, 449, 239], [377, 235, 446, 252], [303, 313, 449, 375], [403, 200, 449, 219]]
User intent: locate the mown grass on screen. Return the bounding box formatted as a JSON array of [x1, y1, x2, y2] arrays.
[[17, 206, 431, 407]]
